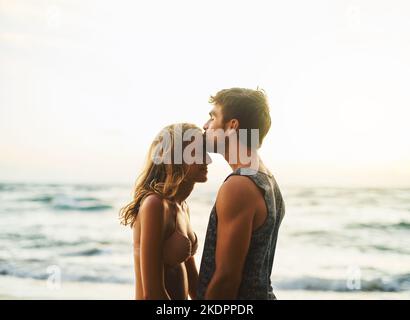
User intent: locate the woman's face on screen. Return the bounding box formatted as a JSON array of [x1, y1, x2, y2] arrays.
[[184, 152, 212, 183]]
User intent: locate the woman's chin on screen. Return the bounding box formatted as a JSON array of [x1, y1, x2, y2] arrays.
[[196, 174, 208, 183]]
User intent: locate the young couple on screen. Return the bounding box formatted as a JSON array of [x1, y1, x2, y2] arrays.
[[120, 88, 285, 300]]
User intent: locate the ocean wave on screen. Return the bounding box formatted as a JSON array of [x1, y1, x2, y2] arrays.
[[62, 248, 112, 257], [0, 184, 12, 192], [25, 195, 101, 203], [23, 239, 86, 249], [348, 221, 410, 231], [290, 230, 331, 237], [275, 274, 410, 292], [0, 265, 133, 284], [52, 195, 112, 211], [18, 194, 112, 211], [52, 203, 113, 211], [25, 195, 54, 203], [2, 267, 409, 292]]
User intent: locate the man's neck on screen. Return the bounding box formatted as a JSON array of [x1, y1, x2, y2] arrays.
[[224, 144, 261, 172]]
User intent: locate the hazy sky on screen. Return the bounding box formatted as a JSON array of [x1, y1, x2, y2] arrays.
[[1, 0, 409, 187]]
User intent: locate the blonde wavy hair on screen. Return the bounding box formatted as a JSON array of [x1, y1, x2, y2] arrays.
[[119, 123, 202, 227]]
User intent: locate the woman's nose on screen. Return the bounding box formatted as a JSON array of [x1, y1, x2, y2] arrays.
[[203, 120, 209, 131]]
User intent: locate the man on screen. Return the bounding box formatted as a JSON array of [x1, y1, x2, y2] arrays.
[[197, 87, 286, 300]]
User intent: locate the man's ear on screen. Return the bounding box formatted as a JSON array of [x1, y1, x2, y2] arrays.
[[228, 119, 239, 130]]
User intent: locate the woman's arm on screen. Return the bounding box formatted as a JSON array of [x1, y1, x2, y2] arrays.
[[184, 203, 199, 299], [185, 256, 198, 300], [137, 195, 170, 300]]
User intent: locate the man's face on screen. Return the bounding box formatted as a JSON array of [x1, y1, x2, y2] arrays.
[[203, 104, 229, 153], [203, 104, 225, 132]]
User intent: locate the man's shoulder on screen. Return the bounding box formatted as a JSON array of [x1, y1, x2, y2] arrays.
[[217, 174, 259, 205]]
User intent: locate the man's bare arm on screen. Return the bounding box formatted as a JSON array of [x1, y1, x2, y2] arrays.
[[204, 176, 256, 299]]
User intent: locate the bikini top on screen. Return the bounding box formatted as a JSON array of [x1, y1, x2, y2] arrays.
[[163, 209, 198, 267]]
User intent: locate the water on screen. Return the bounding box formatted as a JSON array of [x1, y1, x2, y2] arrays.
[[1, 182, 410, 299]]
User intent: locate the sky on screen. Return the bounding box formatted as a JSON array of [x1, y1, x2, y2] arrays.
[[1, 0, 410, 187]]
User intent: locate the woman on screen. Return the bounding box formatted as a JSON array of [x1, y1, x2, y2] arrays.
[[120, 123, 211, 300]]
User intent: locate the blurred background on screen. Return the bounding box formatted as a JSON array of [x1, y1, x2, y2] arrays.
[[1, 0, 409, 299]]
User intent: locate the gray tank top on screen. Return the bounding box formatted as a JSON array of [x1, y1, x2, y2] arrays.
[[197, 167, 285, 300]]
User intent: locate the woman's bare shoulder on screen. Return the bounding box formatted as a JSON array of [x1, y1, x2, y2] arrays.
[[139, 194, 165, 220]]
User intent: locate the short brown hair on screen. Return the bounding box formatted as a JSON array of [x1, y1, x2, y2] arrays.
[[209, 87, 271, 148]]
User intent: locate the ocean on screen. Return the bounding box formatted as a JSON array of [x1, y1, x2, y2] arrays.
[[0, 181, 410, 299]]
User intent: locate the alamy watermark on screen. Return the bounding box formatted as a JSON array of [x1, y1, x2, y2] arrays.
[[151, 125, 261, 173]]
